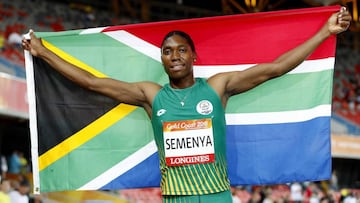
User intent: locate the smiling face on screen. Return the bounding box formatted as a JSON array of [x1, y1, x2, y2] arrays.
[[161, 32, 197, 86]]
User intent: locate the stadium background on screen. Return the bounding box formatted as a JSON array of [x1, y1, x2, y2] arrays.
[[0, 0, 359, 202]]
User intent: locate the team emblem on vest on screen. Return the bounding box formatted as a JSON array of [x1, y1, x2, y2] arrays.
[[196, 100, 213, 115], [157, 109, 166, 116]]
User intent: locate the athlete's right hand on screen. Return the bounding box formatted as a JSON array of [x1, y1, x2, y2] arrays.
[[22, 29, 46, 57]]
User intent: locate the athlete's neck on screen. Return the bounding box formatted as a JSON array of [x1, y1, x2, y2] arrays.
[[170, 78, 195, 89]]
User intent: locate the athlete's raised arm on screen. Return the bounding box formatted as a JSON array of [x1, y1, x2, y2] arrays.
[[22, 30, 161, 116], [208, 7, 351, 107]]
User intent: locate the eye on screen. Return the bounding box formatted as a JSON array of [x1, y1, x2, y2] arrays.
[[179, 48, 186, 53], [163, 49, 171, 55]]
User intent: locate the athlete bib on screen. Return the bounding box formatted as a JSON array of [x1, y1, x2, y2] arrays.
[[163, 118, 215, 166]]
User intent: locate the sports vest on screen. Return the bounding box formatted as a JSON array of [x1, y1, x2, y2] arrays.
[[151, 78, 230, 195]]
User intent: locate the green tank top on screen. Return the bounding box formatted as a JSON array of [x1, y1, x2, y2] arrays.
[[151, 78, 230, 195]]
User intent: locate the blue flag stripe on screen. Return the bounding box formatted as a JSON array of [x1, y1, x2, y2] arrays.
[[227, 116, 331, 185], [90, 116, 331, 190]]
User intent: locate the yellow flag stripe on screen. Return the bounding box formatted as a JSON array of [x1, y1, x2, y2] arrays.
[[38, 40, 138, 171], [39, 103, 137, 171], [42, 39, 107, 78]]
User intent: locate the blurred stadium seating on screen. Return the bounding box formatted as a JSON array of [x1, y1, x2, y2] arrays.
[[332, 40, 360, 134], [3, 0, 359, 132], [0, 0, 359, 202]]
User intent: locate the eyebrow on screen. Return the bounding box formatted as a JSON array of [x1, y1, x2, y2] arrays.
[[162, 44, 187, 50]]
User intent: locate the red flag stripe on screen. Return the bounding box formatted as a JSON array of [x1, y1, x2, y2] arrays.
[[102, 6, 338, 65]]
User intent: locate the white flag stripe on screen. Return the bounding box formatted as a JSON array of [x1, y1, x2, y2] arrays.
[[104, 30, 334, 77], [194, 57, 335, 78], [80, 30, 333, 190], [78, 141, 158, 190], [79, 27, 108, 35], [104, 30, 161, 62], [226, 104, 331, 125], [24, 51, 41, 194], [79, 105, 331, 190]]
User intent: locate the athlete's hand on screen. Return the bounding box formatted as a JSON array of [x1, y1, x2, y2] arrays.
[[327, 7, 351, 35], [22, 30, 46, 57]]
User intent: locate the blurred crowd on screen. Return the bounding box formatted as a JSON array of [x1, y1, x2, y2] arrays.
[[230, 179, 360, 203], [1, 0, 359, 125], [0, 150, 44, 203], [117, 177, 360, 203], [0, 0, 359, 203], [0, 0, 137, 73], [332, 47, 360, 125]]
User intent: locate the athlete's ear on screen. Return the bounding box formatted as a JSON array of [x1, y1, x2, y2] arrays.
[[192, 53, 197, 62]]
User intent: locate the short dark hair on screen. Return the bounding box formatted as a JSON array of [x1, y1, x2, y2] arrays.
[[161, 30, 196, 53], [19, 179, 30, 187]]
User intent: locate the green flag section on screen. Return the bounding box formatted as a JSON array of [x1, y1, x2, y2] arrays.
[[25, 6, 338, 192]]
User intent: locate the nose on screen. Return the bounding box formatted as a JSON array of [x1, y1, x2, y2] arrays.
[[171, 50, 180, 61]]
